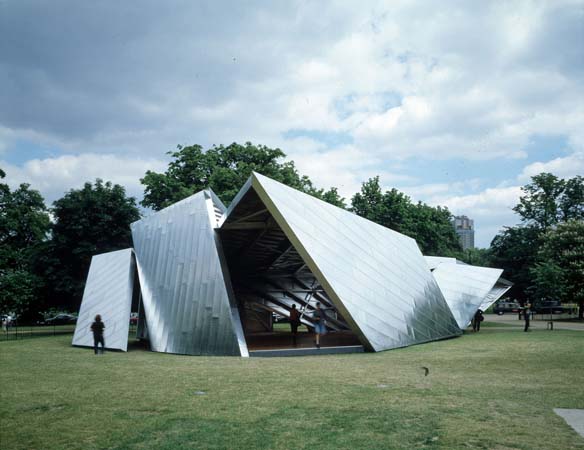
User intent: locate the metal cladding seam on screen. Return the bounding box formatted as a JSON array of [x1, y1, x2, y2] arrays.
[[131, 190, 244, 356]]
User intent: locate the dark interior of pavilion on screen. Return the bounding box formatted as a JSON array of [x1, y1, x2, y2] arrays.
[[218, 187, 362, 352]]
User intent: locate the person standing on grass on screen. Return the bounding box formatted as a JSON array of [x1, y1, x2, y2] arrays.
[[313, 302, 327, 349], [472, 309, 484, 332], [90, 314, 105, 354], [523, 303, 531, 332], [289, 304, 301, 346]]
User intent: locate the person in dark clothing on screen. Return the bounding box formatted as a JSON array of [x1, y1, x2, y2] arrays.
[[472, 309, 484, 332], [313, 303, 327, 348], [523, 303, 531, 332], [90, 314, 105, 354], [289, 304, 301, 346]]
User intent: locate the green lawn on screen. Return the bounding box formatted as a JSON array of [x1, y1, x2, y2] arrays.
[[1, 328, 583, 450]]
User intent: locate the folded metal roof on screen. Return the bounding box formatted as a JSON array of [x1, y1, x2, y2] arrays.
[[239, 173, 461, 351]]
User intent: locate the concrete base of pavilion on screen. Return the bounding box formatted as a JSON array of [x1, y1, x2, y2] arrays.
[[246, 330, 364, 357]]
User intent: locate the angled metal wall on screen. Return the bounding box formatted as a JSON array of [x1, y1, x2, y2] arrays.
[[479, 278, 513, 312], [72, 248, 134, 351], [247, 173, 461, 352], [131, 190, 247, 356], [428, 258, 504, 329]]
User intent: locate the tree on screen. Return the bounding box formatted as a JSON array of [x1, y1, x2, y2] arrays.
[[534, 220, 584, 319], [514, 173, 584, 229], [311, 186, 346, 209], [490, 226, 541, 304], [350, 177, 461, 255], [0, 169, 51, 317], [43, 179, 140, 310], [491, 173, 584, 305], [456, 247, 492, 267], [141, 142, 329, 209], [529, 260, 566, 304], [408, 202, 462, 256]]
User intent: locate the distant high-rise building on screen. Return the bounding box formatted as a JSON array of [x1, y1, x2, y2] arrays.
[[453, 215, 475, 250]]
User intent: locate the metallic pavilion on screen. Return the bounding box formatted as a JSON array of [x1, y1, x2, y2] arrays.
[[73, 173, 511, 356]]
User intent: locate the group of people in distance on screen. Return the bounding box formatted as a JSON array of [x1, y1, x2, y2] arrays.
[[288, 302, 327, 348], [472, 303, 533, 333]]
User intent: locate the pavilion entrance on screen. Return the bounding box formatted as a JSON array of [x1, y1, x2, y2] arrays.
[[218, 187, 363, 355]]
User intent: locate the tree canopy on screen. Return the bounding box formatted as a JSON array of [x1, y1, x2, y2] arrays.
[[350, 176, 461, 255], [141, 142, 339, 209], [532, 220, 584, 318], [490, 173, 584, 310], [0, 169, 51, 317], [514, 173, 584, 229], [41, 179, 141, 310]]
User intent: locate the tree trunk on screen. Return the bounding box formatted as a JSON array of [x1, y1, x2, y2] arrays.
[[579, 300, 583, 320]]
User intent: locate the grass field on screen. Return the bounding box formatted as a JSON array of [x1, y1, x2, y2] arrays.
[[1, 327, 583, 450]]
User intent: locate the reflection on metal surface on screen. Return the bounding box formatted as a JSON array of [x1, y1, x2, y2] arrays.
[[245, 173, 461, 351], [425, 256, 510, 329], [131, 190, 247, 356], [479, 278, 513, 312], [72, 248, 134, 351]]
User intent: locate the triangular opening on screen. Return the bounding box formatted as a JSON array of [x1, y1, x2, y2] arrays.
[[218, 187, 363, 354]]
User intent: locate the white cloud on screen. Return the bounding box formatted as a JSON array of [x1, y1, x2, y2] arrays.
[[1, 1, 583, 247], [2, 154, 167, 205], [518, 151, 584, 182], [427, 186, 523, 248]]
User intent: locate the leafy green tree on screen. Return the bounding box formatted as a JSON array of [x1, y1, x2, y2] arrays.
[[456, 247, 492, 267], [350, 176, 461, 255], [408, 202, 462, 256], [311, 186, 346, 209], [534, 220, 584, 319], [351, 177, 415, 234], [514, 173, 584, 229], [528, 261, 566, 304], [491, 173, 584, 305], [490, 226, 540, 303], [141, 142, 331, 209], [43, 179, 140, 310], [0, 169, 51, 317]]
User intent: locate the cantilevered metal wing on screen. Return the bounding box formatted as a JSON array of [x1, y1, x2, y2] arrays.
[[72, 248, 134, 351], [428, 259, 504, 329]]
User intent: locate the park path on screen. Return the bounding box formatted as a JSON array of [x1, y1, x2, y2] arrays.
[[483, 313, 584, 331]]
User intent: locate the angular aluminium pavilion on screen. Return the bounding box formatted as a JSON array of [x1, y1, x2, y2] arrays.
[[424, 256, 512, 329], [73, 173, 508, 356]]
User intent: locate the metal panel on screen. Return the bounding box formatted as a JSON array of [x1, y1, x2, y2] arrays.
[[424, 256, 458, 270], [72, 248, 134, 351], [429, 260, 503, 329], [248, 173, 461, 352], [479, 278, 513, 312], [131, 190, 246, 356]]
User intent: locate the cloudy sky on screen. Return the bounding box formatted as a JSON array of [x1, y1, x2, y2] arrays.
[[1, 1, 583, 247]]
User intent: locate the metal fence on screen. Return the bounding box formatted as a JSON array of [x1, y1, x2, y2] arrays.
[[1, 324, 138, 341], [0, 323, 76, 341]]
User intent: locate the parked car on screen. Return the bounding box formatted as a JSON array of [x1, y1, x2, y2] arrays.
[[533, 300, 566, 315], [45, 314, 78, 325], [493, 301, 521, 315]]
